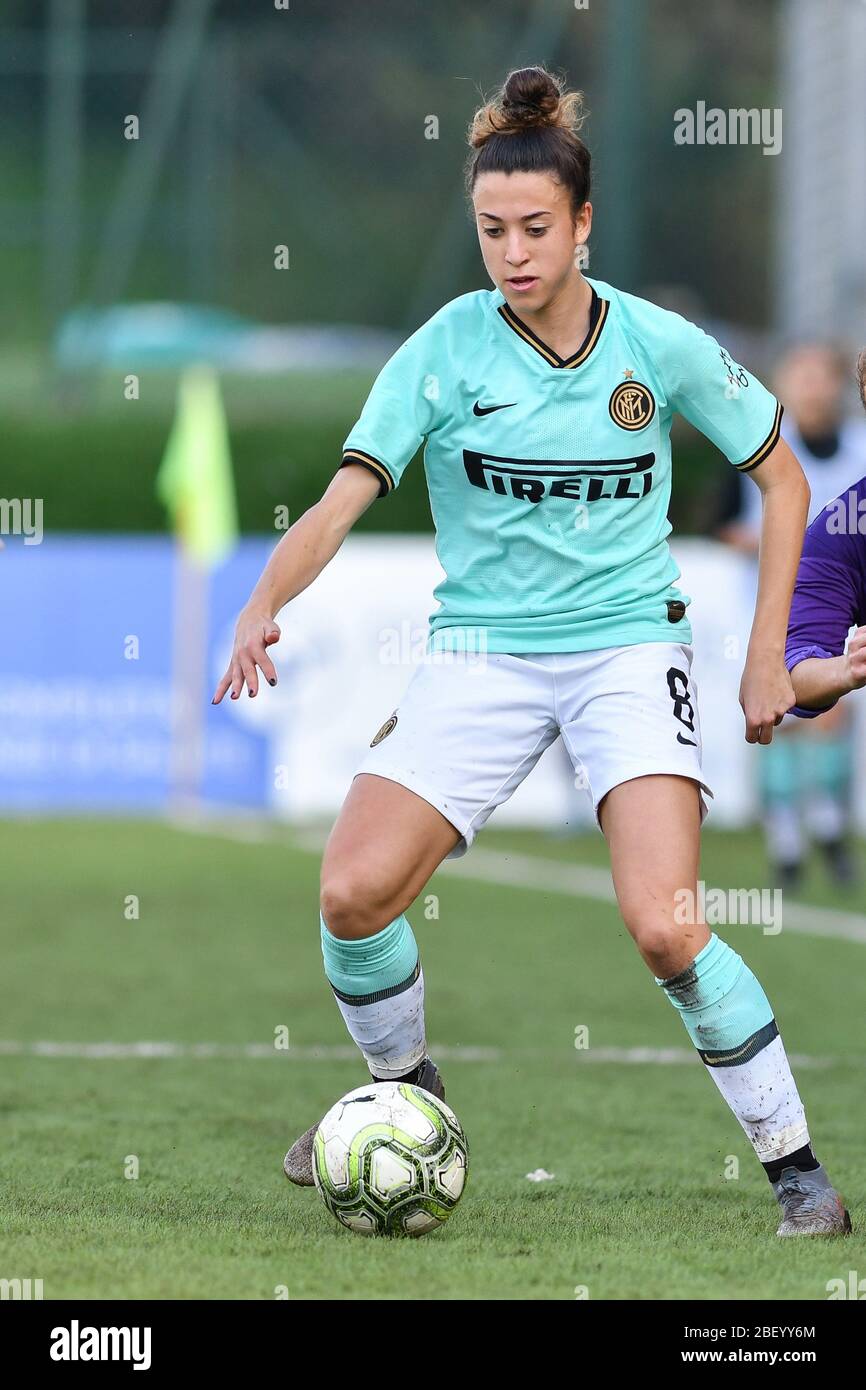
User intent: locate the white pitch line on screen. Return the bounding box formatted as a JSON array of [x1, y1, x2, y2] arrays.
[[0, 1041, 857, 1069], [765, 900, 866, 943], [271, 826, 866, 944], [579, 1047, 837, 1070], [0, 1040, 499, 1062], [176, 819, 866, 944], [441, 848, 866, 944], [440, 846, 618, 901]]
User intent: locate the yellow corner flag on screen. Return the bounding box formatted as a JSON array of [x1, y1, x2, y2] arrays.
[[157, 365, 238, 567]]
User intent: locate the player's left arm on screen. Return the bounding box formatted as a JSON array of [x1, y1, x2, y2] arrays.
[[736, 436, 811, 743], [661, 312, 810, 744]]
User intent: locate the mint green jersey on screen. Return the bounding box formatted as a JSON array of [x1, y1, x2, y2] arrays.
[[340, 277, 782, 653]]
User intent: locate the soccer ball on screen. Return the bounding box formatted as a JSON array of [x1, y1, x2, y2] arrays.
[[312, 1080, 469, 1236]]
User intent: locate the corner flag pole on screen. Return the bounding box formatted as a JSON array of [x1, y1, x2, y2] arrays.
[[156, 365, 238, 817]]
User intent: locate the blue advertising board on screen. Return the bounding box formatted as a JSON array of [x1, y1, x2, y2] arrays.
[[0, 536, 274, 811]]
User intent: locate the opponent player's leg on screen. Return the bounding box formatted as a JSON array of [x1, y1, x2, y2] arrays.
[[800, 702, 857, 885], [599, 772, 850, 1237], [759, 720, 806, 889]]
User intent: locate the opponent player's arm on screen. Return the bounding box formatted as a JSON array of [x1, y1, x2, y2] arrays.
[[789, 630, 866, 709], [784, 530, 866, 712], [737, 436, 811, 743], [212, 465, 381, 702], [787, 354, 866, 710]]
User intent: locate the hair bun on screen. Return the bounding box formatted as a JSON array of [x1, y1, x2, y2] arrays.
[[465, 65, 591, 214], [501, 67, 561, 127], [467, 65, 586, 148]]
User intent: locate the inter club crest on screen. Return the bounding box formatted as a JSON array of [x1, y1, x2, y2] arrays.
[[370, 713, 398, 746], [608, 380, 656, 431]]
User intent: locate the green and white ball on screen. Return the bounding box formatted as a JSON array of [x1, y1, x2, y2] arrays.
[[312, 1081, 469, 1237]]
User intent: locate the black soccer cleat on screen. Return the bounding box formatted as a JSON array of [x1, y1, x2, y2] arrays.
[[396, 1056, 446, 1103], [282, 1057, 446, 1187]]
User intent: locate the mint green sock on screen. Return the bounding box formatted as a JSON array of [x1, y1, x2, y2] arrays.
[[320, 911, 419, 1000], [320, 911, 426, 1077], [655, 933, 774, 1057], [656, 934, 810, 1165]]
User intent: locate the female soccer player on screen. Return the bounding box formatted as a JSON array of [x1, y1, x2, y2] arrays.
[[214, 67, 850, 1236], [785, 350, 866, 716]]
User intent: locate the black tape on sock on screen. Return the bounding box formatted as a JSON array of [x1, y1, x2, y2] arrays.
[[762, 1142, 819, 1184]]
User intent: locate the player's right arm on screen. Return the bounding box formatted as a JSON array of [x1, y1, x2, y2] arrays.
[[212, 464, 381, 702], [213, 306, 452, 703]]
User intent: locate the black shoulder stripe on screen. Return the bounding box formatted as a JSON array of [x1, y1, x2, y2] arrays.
[[340, 450, 395, 496], [736, 401, 784, 472]]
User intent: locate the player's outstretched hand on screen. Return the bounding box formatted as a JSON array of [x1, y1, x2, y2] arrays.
[[844, 626, 866, 692], [739, 655, 795, 745], [212, 608, 281, 703]]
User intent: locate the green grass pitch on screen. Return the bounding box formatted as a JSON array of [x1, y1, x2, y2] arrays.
[[1, 818, 864, 1300]]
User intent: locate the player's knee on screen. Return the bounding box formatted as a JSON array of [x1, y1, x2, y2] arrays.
[[624, 913, 684, 972], [319, 870, 397, 940]]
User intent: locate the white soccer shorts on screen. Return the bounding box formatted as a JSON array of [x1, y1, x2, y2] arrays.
[[354, 641, 714, 859]]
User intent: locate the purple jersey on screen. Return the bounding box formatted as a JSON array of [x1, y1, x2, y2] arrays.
[[785, 473, 866, 716]]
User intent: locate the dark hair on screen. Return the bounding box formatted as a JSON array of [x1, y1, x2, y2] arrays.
[[465, 66, 591, 221]]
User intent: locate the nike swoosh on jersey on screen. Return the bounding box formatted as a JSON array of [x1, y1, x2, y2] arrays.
[[473, 400, 517, 416]]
